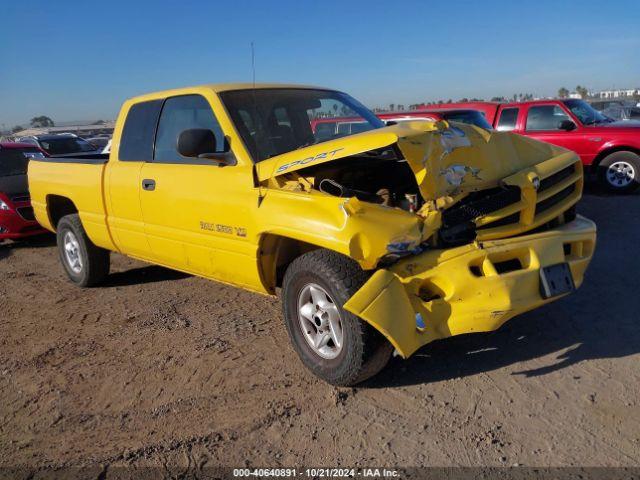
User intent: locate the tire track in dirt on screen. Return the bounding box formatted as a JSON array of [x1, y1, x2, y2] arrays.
[[2, 193, 640, 469]]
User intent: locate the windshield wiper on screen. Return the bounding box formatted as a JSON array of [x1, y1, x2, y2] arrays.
[[296, 140, 318, 150]]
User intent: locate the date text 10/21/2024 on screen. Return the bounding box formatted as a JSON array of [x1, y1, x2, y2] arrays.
[[232, 468, 400, 478]]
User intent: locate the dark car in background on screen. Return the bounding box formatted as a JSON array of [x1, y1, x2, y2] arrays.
[[85, 136, 111, 150], [0, 143, 48, 241], [17, 133, 100, 157], [590, 100, 640, 122]]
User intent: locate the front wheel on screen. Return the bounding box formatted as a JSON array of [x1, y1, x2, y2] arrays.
[[597, 151, 640, 193], [282, 249, 392, 386], [56, 214, 110, 287]]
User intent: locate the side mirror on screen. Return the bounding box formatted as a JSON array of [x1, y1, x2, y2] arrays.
[[558, 120, 576, 131], [177, 129, 235, 166]]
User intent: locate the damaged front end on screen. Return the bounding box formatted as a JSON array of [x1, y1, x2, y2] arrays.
[[344, 215, 596, 357], [260, 121, 596, 356]]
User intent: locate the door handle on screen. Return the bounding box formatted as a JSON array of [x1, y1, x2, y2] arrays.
[[142, 179, 156, 191]]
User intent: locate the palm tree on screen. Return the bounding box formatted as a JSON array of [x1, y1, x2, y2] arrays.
[[576, 85, 589, 99]]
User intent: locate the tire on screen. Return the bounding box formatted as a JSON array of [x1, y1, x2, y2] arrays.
[[597, 151, 640, 193], [282, 249, 393, 386], [56, 214, 110, 287]]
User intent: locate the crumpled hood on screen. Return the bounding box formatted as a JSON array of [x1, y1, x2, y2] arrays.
[[395, 122, 567, 199], [256, 126, 415, 181], [259, 121, 566, 200]]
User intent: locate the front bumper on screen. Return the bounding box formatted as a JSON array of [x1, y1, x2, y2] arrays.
[[344, 215, 596, 358], [0, 210, 47, 240]]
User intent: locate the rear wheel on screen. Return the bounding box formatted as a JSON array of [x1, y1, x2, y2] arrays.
[[597, 151, 640, 193], [282, 249, 393, 386], [57, 214, 109, 287]]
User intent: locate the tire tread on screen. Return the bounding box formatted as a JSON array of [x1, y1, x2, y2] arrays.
[[57, 214, 109, 287], [597, 151, 640, 193], [282, 249, 392, 386]]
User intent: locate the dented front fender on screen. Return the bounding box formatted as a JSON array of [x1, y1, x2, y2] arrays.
[[257, 189, 437, 270]]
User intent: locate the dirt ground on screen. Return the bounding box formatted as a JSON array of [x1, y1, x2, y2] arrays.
[[1, 187, 639, 474]]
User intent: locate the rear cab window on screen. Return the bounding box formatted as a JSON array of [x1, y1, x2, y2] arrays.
[[349, 122, 369, 134], [496, 108, 519, 131], [314, 122, 337, 141], [118, 100, 163, 161]]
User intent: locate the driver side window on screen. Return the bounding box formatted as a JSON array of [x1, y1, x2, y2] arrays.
[[526, 105, 572, 131], [154, 95, 225, 163]]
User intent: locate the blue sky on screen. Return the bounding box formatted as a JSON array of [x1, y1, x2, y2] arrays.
[[1, 0, 639, 127]]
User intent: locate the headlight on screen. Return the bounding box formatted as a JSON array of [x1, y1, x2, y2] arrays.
[[0, 199, 10, 211]]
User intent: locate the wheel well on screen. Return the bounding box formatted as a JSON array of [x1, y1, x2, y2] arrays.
[[258, 234, 319, 293], [591, 146, 640, 173], [46, 195, 78, 230]]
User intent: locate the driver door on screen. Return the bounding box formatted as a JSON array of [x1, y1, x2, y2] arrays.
[[523, 104, 585, 156], [139, 94, 259, 287]]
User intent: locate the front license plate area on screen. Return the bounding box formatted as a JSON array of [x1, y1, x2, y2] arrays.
[[540, 262, 575, 299]]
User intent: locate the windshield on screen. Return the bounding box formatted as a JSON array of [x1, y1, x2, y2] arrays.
[[562, 99, 610, 125], [0, 148, 43, 176], [38, 137, 98, 155], [219, 89, 384, 162]]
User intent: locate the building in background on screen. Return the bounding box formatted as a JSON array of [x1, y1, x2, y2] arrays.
[[590, 88, 640, 99]]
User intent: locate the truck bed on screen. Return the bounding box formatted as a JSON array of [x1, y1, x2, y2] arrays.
[[40, 153, 109, 164], [28, 155, 114, 250]]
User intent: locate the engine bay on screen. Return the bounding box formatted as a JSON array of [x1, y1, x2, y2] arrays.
[[277, 148, 424, 213]]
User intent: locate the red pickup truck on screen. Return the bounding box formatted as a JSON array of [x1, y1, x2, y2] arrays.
[[430, 99, 640, 193]]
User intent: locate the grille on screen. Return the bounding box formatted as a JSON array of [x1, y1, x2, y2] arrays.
[[20, 224, 42, 233], [11, 193, 30, 203], [442, 187, 521, 225], [17, 206, 35, 221], [477, 212, 520, 230], [536, 185, 575, 215], [439, 160, 581, 246], [440, 186, 520, 244], [538, 164, 575, 192]]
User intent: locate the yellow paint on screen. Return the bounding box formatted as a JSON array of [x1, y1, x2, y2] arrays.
[[344, 215, 596, 358], [28, 83, 597, 358]]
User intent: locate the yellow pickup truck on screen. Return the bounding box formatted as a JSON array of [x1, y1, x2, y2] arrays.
[[29, 84, 596, 385]]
